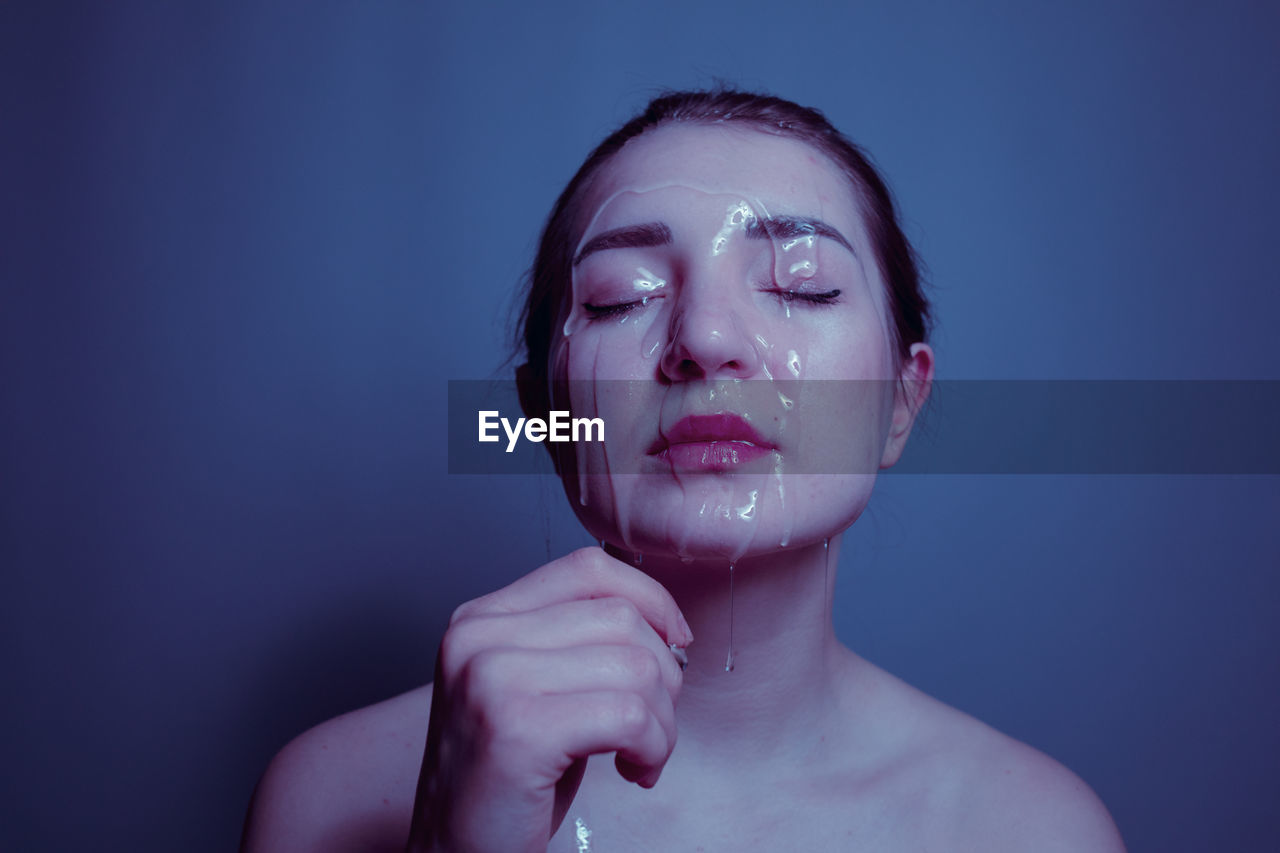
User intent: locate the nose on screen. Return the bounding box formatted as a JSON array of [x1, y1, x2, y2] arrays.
[[659, 289, 763, 382]]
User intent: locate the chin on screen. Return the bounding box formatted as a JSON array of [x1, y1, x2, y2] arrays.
[[569, 474, 872, 564]]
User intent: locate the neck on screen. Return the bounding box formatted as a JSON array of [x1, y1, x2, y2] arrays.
[[606, 536, 847, 768]]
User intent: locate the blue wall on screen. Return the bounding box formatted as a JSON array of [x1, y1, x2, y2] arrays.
[[4, 2, 1277, 850]]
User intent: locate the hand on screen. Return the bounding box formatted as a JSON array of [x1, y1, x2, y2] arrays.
[[406, 547, 693, 853]]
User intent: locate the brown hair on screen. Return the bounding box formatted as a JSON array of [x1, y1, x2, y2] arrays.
[[517, 88, 931, 408]]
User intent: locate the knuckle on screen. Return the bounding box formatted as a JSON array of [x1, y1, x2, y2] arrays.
[[437, 617, 484, 681], [570, 545, 613, 581], [436, 633, 463, 683], [487, 695, 536, 749], [598, 596, 641, 631], [564, 546, 596, 574], [610, 692, 650, 736], [448, 600, 476, 627], [458, 647, 509, 708], [618, 645, 660, 682]]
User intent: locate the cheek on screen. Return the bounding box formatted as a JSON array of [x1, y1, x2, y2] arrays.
[[793, 318, 899, 477], [553, 312, 666, 387], [549, 341, 896, 562], [544, 257, 898, 560], [770, 369, 891, 483], [799, 280, 897, 377]]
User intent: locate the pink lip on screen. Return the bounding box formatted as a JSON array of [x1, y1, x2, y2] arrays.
[[650, 414, 776, 471]]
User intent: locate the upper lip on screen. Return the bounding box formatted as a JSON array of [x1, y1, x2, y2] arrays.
[[649, 413, 775, 453]]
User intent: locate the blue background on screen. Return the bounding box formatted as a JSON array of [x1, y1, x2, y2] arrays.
[[3, 2, 1277, 850]]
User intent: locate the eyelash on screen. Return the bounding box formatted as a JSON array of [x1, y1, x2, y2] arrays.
[[583, 300, 644, 319], [581, 288, 842, 320], [763, 287, 842, 307]]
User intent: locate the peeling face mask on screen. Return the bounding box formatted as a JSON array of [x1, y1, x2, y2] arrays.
[[546, 175, 900, 564]]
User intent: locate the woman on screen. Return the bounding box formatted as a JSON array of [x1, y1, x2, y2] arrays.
[[242, 90, 1125, 852]]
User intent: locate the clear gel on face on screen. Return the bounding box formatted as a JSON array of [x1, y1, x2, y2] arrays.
[[555, 187, 831, 563]]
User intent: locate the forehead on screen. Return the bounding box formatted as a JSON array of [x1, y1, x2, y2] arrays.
[[577, 123, 867, 241]]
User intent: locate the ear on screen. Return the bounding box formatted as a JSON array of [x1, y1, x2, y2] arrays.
[[880, 342, 934, 469]]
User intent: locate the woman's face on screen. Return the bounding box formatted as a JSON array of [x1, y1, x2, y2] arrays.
[[547, 123, 923, 563]]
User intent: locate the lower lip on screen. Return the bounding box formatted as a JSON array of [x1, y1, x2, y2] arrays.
[[656, 441, 774, 471]]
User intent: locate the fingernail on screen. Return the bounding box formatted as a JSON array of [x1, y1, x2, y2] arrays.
[[668, 643, 688, 672], [678, 613, 694, 646]]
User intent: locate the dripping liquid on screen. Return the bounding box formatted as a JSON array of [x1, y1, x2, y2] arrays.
[[725, 561, 736, 672]]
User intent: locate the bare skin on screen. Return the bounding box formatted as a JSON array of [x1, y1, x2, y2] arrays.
[[242, 659, 1124, 852], [241, 545, 1125, 852], [242, 123, 1125, 851]]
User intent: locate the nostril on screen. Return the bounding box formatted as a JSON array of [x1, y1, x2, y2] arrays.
[[660, 315, 762, 381], [678, 358, 702, 377]]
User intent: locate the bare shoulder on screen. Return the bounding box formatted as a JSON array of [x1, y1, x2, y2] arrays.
[[845, 658, 1125, 852], [240, 684, 434, 853], [950, 732, 1127, 853]]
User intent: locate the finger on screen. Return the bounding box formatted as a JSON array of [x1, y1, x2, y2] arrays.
[[615, 754, 665, 788], [455, 548, 693, 647], [500, 690, 675, 787], [441, 597, 685, 696], [463, 645, 678, 748]]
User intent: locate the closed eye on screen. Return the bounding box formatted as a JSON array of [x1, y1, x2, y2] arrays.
[[583, 300, 643, 319], [764, 287, 842, 306]]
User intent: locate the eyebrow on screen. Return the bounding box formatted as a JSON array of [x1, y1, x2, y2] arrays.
[[573, 222, 673, 266], [745, 215, 856, 255], [571, 215, 856, 266]]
